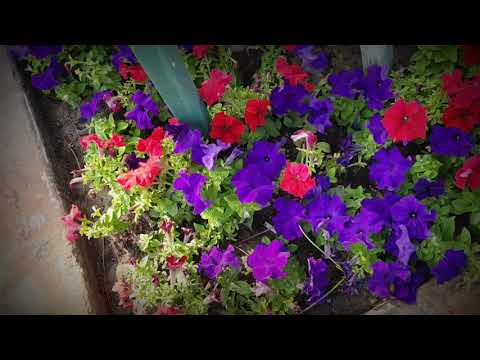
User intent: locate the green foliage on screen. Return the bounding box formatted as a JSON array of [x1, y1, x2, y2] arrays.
[[350, 243, 384, 277], [409, 154, 442, 183], [221, 86, 267, 119], [330, 185, 370, 214], [351, 127, 379, 161], [253, 45, 284, 95]]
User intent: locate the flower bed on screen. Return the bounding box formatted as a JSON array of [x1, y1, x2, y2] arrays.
[[10, 44, 480, 315]]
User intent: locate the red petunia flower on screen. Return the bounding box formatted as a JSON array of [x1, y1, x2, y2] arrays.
[[244, 99, 270, 132], [210, 112, 245, 144], [136, 127, 165, 157], [166, 255, 188, 270], [382, 99, 427, 143], [168, 117, 181, 125], [463, 45, 480, 66], [116, 156, 162, 191], [155, 305, 184, 315], [302, 81, 316, 92], [455, 155, 480, 191], [443, 101, 480, 133], [192, 45, 211, 60], [281, 45, 298, 53], [104, 133, 126, 150], [80, 134, 105, 151], [119, 63, 148, 83], [61, 204, 82, 243], [279, 162, 316, 199], [199, 69, 232, 106], [275, 56, 310, 86], [442, 69, 465, 97]]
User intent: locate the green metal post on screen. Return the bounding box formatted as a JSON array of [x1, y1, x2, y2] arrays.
[[360, 45, 394, 71], [130, 45, 210, 135]]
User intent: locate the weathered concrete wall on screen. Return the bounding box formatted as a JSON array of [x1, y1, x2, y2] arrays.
[[0, 47, 95, 314]]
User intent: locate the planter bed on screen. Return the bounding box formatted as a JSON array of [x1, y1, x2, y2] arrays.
[[8, 45, 480, 315]]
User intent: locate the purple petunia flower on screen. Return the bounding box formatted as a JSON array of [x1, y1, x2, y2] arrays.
[[429, 125, 473, 157], [191, 140, 230, 170], [306, 194, 348, 235], [338, 214, 376, 251], [367, 113, 388, 145], [360, 193, 401, 230], [270, 81, 310, 117], [358, 65, 394, 110], [369, 146, 412, 191], [8, 45, 30, 59], [225, 146, 243, 166], [414, 178, 445, 200], [179, 45, 193, 52], [432, 249, 467, 284], [112, 45, 137, 70], [304, 175, 330, 202], [368, 260, 411, 299], [303, 257, 330, 304], [231, 165, 274, 207], [397, 262, 431, 304], [80, 90, 113, 121], [390, 195, 436, 241], [337, 134, 362, 166], [125, 90, 159, 130], [394, 225, 417, 266], [294, 46, 329, 73], [247, 240, 290, 284], [244, 141, 286, 181], [125, 153, 146, 170], [28, 45, 63, 59], [166, 122, 203, 154], [31, 57, 65, 90], [272, 198, 305, 241], [328, 69, 363, 99], [307, 97, 334, 134], [198, 244, 241, 281], [173, 170, 211, 215]]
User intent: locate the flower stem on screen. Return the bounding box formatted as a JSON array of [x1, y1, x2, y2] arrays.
[[298, 224, 344, 273], [299, 277, 346, 314]]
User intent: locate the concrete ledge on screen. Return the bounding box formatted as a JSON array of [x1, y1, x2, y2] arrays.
[[365, 278, 480, 315], [0, 46, 105, 314]]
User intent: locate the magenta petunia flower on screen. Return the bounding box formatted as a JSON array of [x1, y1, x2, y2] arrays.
[[368, 146, 412, 191], [198, 245, 241, 281], [173, 170, 211, 215], [272, 198, 305, 241], [247, 240, 290, 283], [125, 90, 159, 130]]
